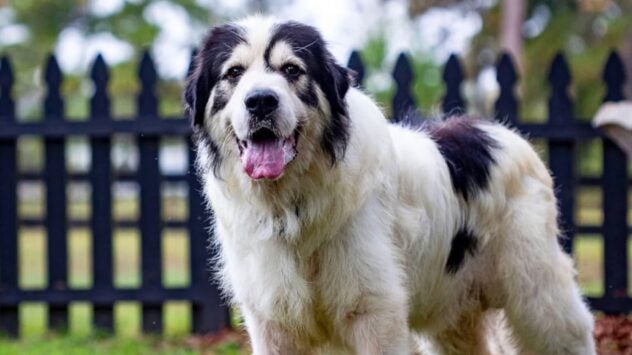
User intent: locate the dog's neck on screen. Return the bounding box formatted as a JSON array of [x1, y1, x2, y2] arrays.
[[218, 149, 356, 247]]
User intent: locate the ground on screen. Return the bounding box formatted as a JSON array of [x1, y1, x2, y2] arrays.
[[595, 315, 632, 354]]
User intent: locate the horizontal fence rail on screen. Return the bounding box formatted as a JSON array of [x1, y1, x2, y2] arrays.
[[0, 48, 629, 338], [0, 51, 230, 337]]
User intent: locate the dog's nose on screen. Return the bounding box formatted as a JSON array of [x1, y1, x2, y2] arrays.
[[245, 89, 279, 117]]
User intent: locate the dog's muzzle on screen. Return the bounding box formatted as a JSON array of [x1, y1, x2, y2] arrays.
[[237, 89, 298, 181]]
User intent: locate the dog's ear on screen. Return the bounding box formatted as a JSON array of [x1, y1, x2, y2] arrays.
[[183, 24, 244, 128], [183, 45, 213, 129], [318, 58, 351, 165], [183, 62, 201, 127]]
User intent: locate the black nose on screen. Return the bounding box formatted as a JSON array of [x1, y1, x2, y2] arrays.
[[245, 89, 279, 117]]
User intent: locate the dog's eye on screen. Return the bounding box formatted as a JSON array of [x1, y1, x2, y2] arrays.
[[281, 64, 302, 77], [225, 66, 244, 80]]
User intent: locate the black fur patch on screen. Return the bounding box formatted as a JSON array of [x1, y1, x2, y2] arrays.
[[445, 228, 478, 273], [210, 88, 229, 115], [265, 21, 351, 164], [297, 80, 318, 108], [426, 118, 498, 201], [183, 24, 245, 176]]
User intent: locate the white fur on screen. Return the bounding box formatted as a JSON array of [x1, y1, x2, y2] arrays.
[[195, 16, 595, 355]]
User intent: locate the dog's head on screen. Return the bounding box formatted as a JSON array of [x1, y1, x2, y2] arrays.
[[185, 17, 352, 181]]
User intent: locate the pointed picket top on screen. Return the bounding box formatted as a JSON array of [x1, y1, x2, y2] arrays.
[[496, 52, 517, 89], [44, 54, 64, 120], [90, 54, 110, 119], [603, 50, 625, 102], [548, 53, 571, 92], [393, 52, 413, 86], [391, 52, 415, 122], [495, 52, 518, 123], [0, 56, 14, 91], [45, 55, 62, 88], [139, 50, 157, 87], [0, 56, 15, 120], [347, 50, 365, 86], [442, 54, 465, 115], [91, 54, 109, 86], [547, 52, 573, 124], [138, 50, 158, 117]]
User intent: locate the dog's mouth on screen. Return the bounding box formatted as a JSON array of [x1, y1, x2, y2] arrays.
[[237, 127, 298, 180]]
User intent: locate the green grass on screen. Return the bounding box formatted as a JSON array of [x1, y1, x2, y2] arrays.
[[0, 334, 246, 355]]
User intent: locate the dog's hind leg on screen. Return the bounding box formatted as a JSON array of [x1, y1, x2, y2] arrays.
[[496, 180, 595, 355]]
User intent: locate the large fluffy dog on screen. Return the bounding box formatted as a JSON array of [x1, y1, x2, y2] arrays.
[[185, 16, 595, 354]]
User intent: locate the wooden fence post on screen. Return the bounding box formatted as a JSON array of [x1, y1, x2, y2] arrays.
[[347, 50, 365, 87], [602, 51, 628, 305], [442, 54, 465, 115], [90, 54, 114, 332], [392, 53, 416, 124], [137, 51, 163, 333], [0, 56, 19, 337], [547, 53, 575, 254], [495, 52, 519, 125], [44, 54, 69, 332]]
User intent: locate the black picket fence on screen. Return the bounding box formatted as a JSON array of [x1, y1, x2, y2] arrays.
[[0, 48, 629, 338]]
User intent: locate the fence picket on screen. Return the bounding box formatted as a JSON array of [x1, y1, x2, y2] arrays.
[[137, 51, 163, 333], [392, 53, 416, 123], [495, 52, 518, 124], [601, 51, 628, 305], [547, 53, 575, 254], [0, 56, 18, 337], [90, 54, 114, 332], [442, 54, 465, 115], [346, 50, 365, 87], [43, 54, 69, 331]]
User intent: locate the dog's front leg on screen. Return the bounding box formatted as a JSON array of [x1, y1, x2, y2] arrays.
[[347, 304, 411, 355], [242, 307, 310, 355]]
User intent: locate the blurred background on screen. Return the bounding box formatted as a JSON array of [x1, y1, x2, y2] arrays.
[[1, 0, 632, 354], [3, 0, 632, 120]]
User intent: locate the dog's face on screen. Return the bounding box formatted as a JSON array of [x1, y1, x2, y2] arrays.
[[185, 17, 351, 181]]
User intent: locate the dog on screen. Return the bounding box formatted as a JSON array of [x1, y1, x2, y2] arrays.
[[184, 16, 596, 354]]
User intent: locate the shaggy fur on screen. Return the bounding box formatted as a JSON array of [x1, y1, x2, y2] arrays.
[[185, 16, 596, 354]]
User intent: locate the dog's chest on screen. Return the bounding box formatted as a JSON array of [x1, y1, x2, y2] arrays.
[[238, 242, 356, 343]]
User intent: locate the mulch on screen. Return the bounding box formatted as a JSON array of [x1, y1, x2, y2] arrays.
[[596, 315, 632, 354]]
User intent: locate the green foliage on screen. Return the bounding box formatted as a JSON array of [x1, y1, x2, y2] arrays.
[[1, 0, 212, 119], [471, 1, 632, 122], [411, 55, 443, 114], [358, 33, 443, 118]]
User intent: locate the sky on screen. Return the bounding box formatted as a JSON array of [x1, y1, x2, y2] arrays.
[[49, 0, 484, 80]]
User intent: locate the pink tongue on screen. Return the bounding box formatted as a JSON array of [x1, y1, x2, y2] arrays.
[[242, 139, 286, 180]]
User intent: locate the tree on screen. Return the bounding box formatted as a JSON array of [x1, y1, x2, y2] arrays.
[[1, 0, 215, 119]]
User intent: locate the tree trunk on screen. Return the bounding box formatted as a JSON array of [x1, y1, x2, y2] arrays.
[[500, 0, 526, 72]]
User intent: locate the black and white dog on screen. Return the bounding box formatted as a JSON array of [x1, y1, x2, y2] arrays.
[[184, 16, 595, 354]]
